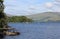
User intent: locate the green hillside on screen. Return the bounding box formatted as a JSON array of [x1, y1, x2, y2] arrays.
[[8, 16, 33, 22], [26, 12, 60, 22]]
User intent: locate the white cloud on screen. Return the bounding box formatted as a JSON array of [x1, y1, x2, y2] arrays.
[[45, 2, 54, 8], [54, 1, 60, 7], [55, 0, 60, 2], [4, 0, 60, 15]]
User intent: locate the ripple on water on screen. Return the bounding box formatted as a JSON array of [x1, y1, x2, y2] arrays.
[[5, 22, 60, 39]]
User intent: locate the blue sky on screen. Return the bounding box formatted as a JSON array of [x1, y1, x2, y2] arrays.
[[4, 0, 60, 16]]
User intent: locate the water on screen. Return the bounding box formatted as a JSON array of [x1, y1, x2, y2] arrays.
[[4, 22, 60, 39]]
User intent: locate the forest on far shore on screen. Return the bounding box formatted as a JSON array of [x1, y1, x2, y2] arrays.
[[7, 16, 33, 22]]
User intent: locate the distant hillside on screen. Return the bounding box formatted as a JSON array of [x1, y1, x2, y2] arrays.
[[8, 16, 33, 22], [26, 12, 60, 22]]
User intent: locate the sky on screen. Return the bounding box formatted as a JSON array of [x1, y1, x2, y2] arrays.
[[4, 0, 60, 16]]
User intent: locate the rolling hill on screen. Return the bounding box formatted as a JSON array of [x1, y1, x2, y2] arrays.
[[26, 12, 60, 22]]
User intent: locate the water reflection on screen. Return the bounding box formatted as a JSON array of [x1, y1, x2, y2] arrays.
[[6, 23, 60, 39], [0, 37, 4, 39], [0, 38, 4, 39], [0, 34, 5, 39]]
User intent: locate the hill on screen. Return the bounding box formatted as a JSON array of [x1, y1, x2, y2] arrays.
[[8, 16, 33, 22], [26, 12, 60, 22]]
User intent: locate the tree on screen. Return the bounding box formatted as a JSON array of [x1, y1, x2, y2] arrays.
[[8, 16, 33, 22], [0, 0, 7, 34]]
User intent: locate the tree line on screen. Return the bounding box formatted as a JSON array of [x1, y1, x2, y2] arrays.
[[7, 16, 33, 22]]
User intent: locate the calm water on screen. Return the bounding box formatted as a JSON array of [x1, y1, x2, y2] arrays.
[[4, 22, 60, 39]]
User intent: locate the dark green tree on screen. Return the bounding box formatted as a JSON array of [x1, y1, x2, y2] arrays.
[[0, 0, 7, 35], [8, 16, 33, 22]]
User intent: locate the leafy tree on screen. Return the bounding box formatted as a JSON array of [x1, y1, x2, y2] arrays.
[[0, 0, 7, 33], [8, 16, 33, 22]]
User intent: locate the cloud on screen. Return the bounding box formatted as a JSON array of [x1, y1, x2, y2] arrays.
[[4, 0, 60, 15], [55, 0, 60, 2], [53, 0, 60, 7], [45, 2, 54, 8]]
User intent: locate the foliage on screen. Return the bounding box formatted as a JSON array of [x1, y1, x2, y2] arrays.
[[0, 0, 8, 32], [0, 0, 3, 2], [8, 16, 33, 22], [0, 12, 7, 28]]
